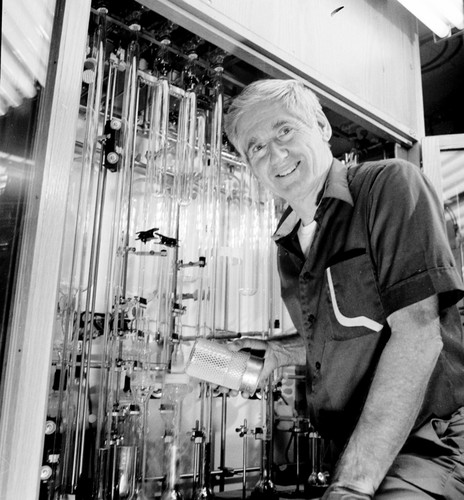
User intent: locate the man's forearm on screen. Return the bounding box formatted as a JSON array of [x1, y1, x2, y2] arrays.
[[268, 333, 306, 367], [329, 296, 442, 496]]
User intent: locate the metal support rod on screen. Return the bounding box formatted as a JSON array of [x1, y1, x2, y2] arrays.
[[63, 8, 108, 491], [311, 433, 317, 477], [242, 420, 248, 500], [219, 393, 227, 492], [191, 420, 202, 492], [295, 426, 301, 494]]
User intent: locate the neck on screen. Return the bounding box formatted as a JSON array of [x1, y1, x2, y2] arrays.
[[298, 204, 319, 226], [293, 168, 329, 225]]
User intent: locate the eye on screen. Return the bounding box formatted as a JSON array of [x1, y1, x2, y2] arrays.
[[249, 142, 266, 158], [278, 125, 293, 140]]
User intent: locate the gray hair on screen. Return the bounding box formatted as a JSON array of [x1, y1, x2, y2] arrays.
[[224, 79, 323, 157]]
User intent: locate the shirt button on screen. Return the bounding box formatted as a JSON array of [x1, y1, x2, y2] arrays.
[[315, 362, 321, 370], [303, 271, 311, 280], [307, 314, 316, 325]]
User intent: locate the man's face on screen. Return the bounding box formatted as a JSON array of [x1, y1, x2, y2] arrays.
[[236, 100, 332, 205]]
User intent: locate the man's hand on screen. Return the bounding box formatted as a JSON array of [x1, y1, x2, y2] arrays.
[[212, 334, 306, 397]]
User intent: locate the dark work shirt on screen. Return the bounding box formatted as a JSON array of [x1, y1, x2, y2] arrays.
[[274, 158, 464, 447]]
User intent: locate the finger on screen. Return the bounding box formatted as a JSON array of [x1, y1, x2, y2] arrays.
[[214, 386, 239, 397], [227, 338, 264, 352], [226, 339, 247, 352], [212, 387, 224, 397]]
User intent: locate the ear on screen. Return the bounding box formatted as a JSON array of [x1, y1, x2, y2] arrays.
[[315, 109, 332, 142]]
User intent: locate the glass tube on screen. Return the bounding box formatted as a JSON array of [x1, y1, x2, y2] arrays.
[[146, 79, 170, 196], [58, 8, 108, 493], [96, 403, 140, 500], [94, 25, 142, 499], [195, 72, 223, 335], [94, 59, 126, 494], [250, 381, 279, 500], [191, 383, 214, 500], [238, 164, 259, 296], [116, 405, 140, 499], [258, 186, 274, 334], [130, 85, 171, 367], [186, 118, 208, 337], [219, 169, 241, 334], [112, 23, 141, 423], [207, 68, 223, 333], [113, 24, 141, 303], [160, 374, 192, 500], [173, 91, 196, 205], [127, 176, 175, 494]]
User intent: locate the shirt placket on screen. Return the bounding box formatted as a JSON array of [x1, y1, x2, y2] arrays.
[[299, 222, 325, 393]]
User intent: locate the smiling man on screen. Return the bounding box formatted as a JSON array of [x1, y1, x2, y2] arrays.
[[224, 79, 464, 499], [236, 99, 332, 220]]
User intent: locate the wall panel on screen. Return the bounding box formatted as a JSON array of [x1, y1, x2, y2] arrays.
[[140, 0, 424, 146]]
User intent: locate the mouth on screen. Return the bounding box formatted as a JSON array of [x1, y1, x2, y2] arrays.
[[276, 161, 300, 178]]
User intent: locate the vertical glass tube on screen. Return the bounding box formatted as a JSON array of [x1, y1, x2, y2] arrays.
[[250, 381, 279, 500], [195, 111, 208, 336], [238, 164, 259, 296], [113, 24, 141, 303], [201, 66, 223, 335], [151, 197, 177, 354], [177, 110, 207, 337], [189, 73, 225, 499], [146, 79, 170, 196], [94, 58, 123, 495], [131, 78, 170, 368], [116, 405, 140, 500], [258, 186, 274, 333], [190, 382, 214, 500], [58, 8, 107, 493], [220, 168, 241, 334], [173, 91, 197, 205], [160, 374, 191, 500], [94, 24, 142, 499]]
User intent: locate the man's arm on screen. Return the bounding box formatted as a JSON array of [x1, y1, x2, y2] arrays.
[[323, 294, 442, 498], [218, 334, 306, 396]]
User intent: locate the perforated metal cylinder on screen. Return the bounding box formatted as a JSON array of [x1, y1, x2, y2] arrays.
[[185, 338, 263, 394]]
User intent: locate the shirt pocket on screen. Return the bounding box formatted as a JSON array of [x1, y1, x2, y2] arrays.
[[325, 253, 385, 340]]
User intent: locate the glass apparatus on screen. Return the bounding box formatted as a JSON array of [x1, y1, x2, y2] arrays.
[[42, 7, 286, 499], [160, 374, 192, 500]]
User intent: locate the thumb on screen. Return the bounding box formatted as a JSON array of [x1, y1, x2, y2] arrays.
[[226, 337, 267, 353]]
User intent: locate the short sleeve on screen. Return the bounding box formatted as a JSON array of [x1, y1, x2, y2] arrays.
[[367, 160, 464, 316]]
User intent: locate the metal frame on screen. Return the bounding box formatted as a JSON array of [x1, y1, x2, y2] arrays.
[[422, 133, 464, 205], [0, 0, 92, 497]]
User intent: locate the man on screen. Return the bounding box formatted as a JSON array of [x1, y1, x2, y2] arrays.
[[223, 79, 464, 499]]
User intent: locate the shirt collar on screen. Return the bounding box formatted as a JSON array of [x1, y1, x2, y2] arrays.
[[272, 158, 354, 241]]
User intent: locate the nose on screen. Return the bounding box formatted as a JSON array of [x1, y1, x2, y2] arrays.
[[269, 140, 288, 164]]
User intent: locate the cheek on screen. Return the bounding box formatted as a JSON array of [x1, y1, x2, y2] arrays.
[[250, 162, 268, 181], [301, 146, 318, 168]]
